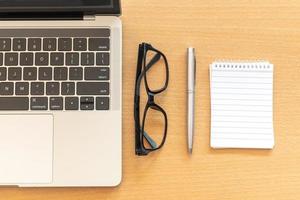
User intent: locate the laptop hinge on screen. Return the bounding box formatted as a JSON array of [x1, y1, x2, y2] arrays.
[[0, 12, 84, 20], [83, 15, 96, 21]]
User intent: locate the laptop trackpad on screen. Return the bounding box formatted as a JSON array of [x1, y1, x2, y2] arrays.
[[0, 115, 53, 185]]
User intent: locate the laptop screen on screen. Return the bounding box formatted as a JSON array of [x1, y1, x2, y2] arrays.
[[0, 0, 120, 15], [0, 0, 111, 7]]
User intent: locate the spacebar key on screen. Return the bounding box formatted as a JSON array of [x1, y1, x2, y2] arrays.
[[0, 97, 29, 110], [77, 82, 109, 95]]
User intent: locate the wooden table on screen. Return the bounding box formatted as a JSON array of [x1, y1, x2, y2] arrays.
[[2, 0, 300, 199]]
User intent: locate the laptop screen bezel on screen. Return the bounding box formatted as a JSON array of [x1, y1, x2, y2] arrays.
[[0, 0, 121, 15]]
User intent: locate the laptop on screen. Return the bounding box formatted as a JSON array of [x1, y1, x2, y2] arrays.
[[0, 0, 122, 187]]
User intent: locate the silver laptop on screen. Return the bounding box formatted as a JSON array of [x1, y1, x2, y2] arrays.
[[0, 0, 122, 187]]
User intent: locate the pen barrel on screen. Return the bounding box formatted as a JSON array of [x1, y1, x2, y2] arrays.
[[187, 48, 196, 152], [188, 90, 195, 151]]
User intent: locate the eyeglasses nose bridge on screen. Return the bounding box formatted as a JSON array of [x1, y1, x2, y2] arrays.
[[148, 92, 155, 104]]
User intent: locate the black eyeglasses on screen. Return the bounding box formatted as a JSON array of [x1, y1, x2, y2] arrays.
[[134, 43, 169, 156]]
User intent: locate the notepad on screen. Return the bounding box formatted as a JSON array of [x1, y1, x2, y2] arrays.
[[210, 61, 274, 149]]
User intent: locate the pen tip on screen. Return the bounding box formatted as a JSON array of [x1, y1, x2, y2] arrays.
[[189, 148, 193, 154]]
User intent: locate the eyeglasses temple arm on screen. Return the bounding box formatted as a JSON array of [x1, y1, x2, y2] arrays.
[[143, 130, 157, 149]]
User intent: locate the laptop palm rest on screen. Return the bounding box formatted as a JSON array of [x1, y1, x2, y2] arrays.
[[0, 114, 53, 185]]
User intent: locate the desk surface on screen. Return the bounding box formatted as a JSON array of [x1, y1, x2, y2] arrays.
[[3, 0, 300, 199]]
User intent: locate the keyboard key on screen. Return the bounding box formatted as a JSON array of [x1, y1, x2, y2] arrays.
[[89, 38, 110, 51], [50, 97, 63, 110], [28, 38, 41, 51], [65, 97, 79, 110], [81, 52, 94, 66], [0, 97, 29, 110], [5, 53, 18, 66], [0, 38, 11, 51], [73, 38, 87, 51], [8, 67, 22, 80], [96, 53, 110, 66], [96, 97, 109, 110], [69, 67, 83, 80], [35, 52, 49, 66], [85, 67, 109, 80], [0, 82, 14, 95], [58, 38, 72, 51], [77, 82, 109, 95], [31, 82, 44, 95], [50, 53, 64, 66], [0, 53, 3, 66], [43, 38, 56, 51], [31, 97, 48, 110], [54, 67, 67, 80], [23, 67, 37, 80], [61, 82, 75, 95], [46, 82, 60, 95], [13, 38, 26, 51], [15, 82, 29, 95], [66, 53, 79, 66], [39, 67, 52, 80], [20, 53, 34, 66], [0, 67, 7, 80], [80, 97, 94, 110]]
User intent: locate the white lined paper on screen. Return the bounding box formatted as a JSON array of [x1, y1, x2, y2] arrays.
[[210, 61, 274, 149]]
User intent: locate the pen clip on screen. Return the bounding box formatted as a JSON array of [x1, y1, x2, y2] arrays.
[[187, 47, 196, 91], [193, 49, 196, 86]]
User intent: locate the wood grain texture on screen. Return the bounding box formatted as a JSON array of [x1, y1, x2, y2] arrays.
[[2, 0, 300, 199]]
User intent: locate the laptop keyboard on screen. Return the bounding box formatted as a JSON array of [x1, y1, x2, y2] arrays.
[[0, 28, 111, 111]]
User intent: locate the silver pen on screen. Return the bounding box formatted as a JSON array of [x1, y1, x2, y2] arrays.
[[187, 48, 196, 154]]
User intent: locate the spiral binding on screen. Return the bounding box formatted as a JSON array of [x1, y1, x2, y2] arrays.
[[211, 60, 272, 70]]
